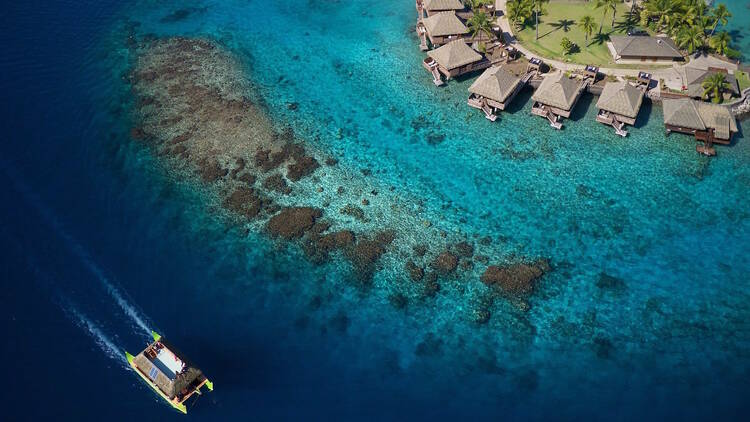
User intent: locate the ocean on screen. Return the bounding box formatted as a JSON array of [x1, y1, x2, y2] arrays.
[[1, 1, 749, 420]]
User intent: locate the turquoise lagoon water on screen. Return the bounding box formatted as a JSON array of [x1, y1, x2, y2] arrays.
[[1, 0, 750, 420]]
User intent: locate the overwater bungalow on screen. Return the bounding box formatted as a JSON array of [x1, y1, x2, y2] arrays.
[[423, 39, 489, 86], [419, 0, 465, 18], [530, 71, 587, 129], [467, 65, 531, 121], [663, 98, 738, 156], [419, 11, 469, 49], [595, 81, 645, 137]]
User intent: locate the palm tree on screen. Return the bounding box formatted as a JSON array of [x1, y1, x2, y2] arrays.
[[578, 15, 597, 43], [529, 0, 550, 40], [595, 0, 618, 34], [506, 0, 533, 31], [702, 73, 730, 103], [468, 11, 494, 41], [708, 4, 731, 38], [676, 26, 704, 54], [641, 0, 677, 33], [710, 31, 731, 56]]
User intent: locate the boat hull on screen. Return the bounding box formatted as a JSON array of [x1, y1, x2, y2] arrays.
[[125, 351, 188, 414]]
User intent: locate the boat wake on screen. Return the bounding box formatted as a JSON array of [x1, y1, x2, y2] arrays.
[[0, 160, 155, 338], [61, 299, 129, 369]]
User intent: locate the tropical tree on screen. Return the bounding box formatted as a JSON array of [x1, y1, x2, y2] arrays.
[[709, 31, 731, 56], [701, 73, 730, 103], [640, 0, 678, 33], [529, 0, 550, 40], [560, 37, 575, 55], [467, 11, 495, 41], [676, 25, 704, 53], [708, 3, 731, 38], [578, 15, 597, 43], [506, 0, 533, 31], [595, 0, 618, 34]]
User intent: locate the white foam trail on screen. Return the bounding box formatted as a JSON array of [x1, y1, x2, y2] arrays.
[[0, 160, 154, 337], [62, 302, 128, 368]]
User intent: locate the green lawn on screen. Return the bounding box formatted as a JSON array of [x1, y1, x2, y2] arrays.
[[736, 70, 750, 92], [514, 1, 639, 68]]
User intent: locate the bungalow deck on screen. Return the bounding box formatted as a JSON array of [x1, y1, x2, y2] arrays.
[[467, 71, 533, 120], [531, 79, 589, 130]]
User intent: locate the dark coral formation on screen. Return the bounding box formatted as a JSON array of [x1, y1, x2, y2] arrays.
[[128, 35, 551, 317], [432, 251, 458, 275], [481, 260, 550, 296], [266, 207, 322, 239]]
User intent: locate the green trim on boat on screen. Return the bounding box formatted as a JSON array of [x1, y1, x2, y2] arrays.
[[127, 350, 187, 414], [151, 331, 162, 342], [205, 380, 214, 391]]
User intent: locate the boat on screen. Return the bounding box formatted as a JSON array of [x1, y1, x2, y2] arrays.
[[125, 331, 213, 414]]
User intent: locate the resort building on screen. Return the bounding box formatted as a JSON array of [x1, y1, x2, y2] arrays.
[[662, 98, 738, 155], [419, 11, 469, 48], [467, 65, 531, 120], [530, 71, 587, 129], [682, 66, 740, 100], [419, 0, 465, 17], [608, 36, 683, 63], [595, 81, 645, 137], [423, 39, 489, 86]]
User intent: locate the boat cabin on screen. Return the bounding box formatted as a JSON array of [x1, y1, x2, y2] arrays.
[[530, 71, 587, 129], [595, 81, 645, 136], [420, 11, 469, 48], [424, 40, 489, 85], [126, 332, 213, 413], [663, 98, 738, 155]]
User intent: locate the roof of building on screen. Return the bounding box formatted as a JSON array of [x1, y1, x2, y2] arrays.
[[422, 11, 469, 37], [663, 98, 706, 130], [610, 36, 682, 59], [663, 98, 738, 140], [428, 39, 482, 70], [424, 0, 465, 11], [595, 81, 644, 118], [468, 66, 522, 103], [683, 67, 739, 98], [696, 101, 738, 140], [531, 71, 583, 110]]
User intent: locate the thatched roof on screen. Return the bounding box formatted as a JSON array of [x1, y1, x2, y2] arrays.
[[424, 0, 464, 11], [422, 11, 469, 37], [469, 66, 522, 103], [696, 101, 738, 140], [596, 81, 644, 118], [663, 98, 738, 140], [531, 71, 583, 110], [428, 39, 482, 70], [684, 67, 739, 98], [663, 99, 705, 130], [610, 36, 682, 59]]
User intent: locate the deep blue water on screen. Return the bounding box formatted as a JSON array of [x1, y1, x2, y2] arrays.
[[2, 1, 750, 421]]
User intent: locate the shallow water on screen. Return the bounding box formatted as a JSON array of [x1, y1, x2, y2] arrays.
[[1, 0, 750, 420]]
